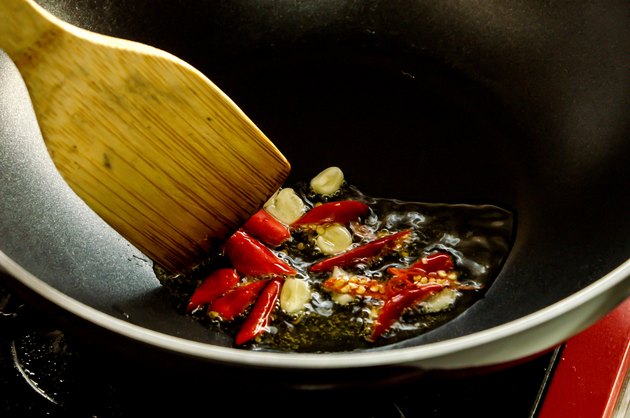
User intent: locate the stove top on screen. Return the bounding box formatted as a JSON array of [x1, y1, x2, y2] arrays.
[[1, 278, 627, 418]]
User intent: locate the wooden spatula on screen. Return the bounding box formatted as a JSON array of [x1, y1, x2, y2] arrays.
[[0, 0, 291, 273]]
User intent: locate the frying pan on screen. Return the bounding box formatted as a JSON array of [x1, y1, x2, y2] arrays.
[[1, 0, 628, 389]]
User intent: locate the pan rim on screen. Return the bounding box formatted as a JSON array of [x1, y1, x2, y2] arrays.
[[0, 250, 628, 370]]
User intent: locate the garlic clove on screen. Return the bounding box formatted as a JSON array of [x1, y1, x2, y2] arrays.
[[264, 188, 306, 224], [280, 278, 311, 314], [315, 224, 353, 255], [310, 166, 344, 196]]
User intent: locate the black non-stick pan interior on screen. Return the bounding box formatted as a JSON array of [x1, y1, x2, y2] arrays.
[[1, 0, 628, 358]]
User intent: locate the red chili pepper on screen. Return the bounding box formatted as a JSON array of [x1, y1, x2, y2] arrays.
[[409, 252, 454, 273], [224, 229, 296, 277], [370, 283, 444, 341], [291, 200, 369, 226], [242, 209, 291, 247], [186, 268, 240, 313], [309, 229, 412, 272], [235, 277, 283, 345], [208, 280, 268, 321]]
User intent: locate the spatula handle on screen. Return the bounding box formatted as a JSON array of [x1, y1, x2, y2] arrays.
[[0, 0, 291, 274], [0, 0, 61, 58]]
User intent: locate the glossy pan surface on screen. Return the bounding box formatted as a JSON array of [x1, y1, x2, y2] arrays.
[[0, 0, 628, 384]]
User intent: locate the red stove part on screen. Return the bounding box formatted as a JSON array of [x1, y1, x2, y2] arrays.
[[539, 297, 630, 418]]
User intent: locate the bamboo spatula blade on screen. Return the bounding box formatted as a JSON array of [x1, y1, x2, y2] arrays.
[[0, 0, 291, 273]]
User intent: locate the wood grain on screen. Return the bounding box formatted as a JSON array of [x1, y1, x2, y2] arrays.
[[0, 0, 291, 273]]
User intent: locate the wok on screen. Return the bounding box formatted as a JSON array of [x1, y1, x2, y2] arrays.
[[0, 0, 628, 389]]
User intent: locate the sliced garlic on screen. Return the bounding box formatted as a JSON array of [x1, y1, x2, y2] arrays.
[[263, 188, 306, 224], [331, 266, 349, 279], [421, 288, 459, 313], [331, 293, 355, 305], [328, 267, 354, 305], [330, 266, 354, 305], [280, 278, 311, 314], [310, 166, 344, 196], [315, 224, 353, 255]]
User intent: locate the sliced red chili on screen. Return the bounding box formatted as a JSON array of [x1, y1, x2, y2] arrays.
[[291, 200, 369, 226], [384, 274, 415, 298], [387, 267, 416, 277], [386, 252, 454, 280], [208, 280, 268, 321], [409, 252, 454, 273], [186, 268, 240, 313], [235, 277, 283, 345], [309, 229, 412, 272], [370, 283, 444, 341], [224, 229, 296, 277], [242, 209, 291, 247]]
